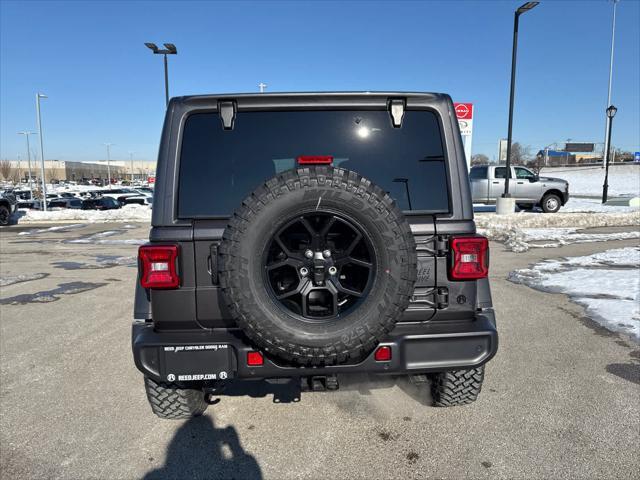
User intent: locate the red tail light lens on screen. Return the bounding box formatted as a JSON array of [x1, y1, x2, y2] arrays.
[[296, 155, 333, 165], [374, 345, 392, 362], [246, 351, 264, 366], [450, 236, 489, 280], [139, 245, 180, 289]]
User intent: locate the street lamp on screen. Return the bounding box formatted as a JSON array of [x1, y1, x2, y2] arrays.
[[35, 93, 48, 211], [601, 105, 617, 203], [498, 1, 539, 215], [602, 0, 619, 168], [128, 151, 135, 183], [258, 82, 267, 93], [17, 131, 36, 195], [144, 42, 177, 106], [103, 143, 114, 186]]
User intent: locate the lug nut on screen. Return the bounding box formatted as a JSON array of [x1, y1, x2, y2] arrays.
[[328, 266, 337, 275], [300, 267, 309, 276], [304, 249, 313, 258], [322, 249, 331, 258]]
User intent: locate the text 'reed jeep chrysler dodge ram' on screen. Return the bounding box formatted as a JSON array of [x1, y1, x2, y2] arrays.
[[132, 92, 498, 419]]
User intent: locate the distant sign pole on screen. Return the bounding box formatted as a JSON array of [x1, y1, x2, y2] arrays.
[[454, 102, 474, 170]]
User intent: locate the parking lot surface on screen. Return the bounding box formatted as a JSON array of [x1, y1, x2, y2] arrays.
[[1, 222, 639, 479]]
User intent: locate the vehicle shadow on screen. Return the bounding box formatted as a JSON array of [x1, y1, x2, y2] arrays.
[[144, 415, 262, 480]]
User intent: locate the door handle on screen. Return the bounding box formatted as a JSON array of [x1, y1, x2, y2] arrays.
[[517, 181, 524, 184], [492, 181, 499, 184]]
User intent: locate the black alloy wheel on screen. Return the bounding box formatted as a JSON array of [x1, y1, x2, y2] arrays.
[[263, 211, 376, 321]]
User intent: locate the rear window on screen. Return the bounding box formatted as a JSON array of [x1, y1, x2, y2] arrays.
[[469, 166, 487, 179], [178, 110, 449, 217]]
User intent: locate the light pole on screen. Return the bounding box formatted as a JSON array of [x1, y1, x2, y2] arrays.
[[103, 143, 114, 186], [601, 105, 617, 203], [144, 43, 177, 106], [17, 131, 36, 195], [35, 93, 48, 211], [258, 82, 267, 93], [602, 0, 619, 168], [498, 1, 539, 215], [129, 151, 135, 183]]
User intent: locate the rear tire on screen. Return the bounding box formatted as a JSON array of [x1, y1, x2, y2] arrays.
[[0, 205, 11, 226], [144, 377, 208, 419], [540, 193, 561, 213], [430, 366, 485, 407]]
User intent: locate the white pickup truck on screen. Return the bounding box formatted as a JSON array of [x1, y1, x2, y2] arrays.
[[470, 165, 569, 213]]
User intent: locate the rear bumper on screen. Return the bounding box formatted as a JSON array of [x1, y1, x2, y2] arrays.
[[132, 311, 498, 383]]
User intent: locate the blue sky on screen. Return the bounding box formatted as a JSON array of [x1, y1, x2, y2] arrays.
[[1, 0, 639, 163]]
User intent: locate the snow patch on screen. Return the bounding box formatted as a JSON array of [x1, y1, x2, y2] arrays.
[[0, 273, 49, 287], [17, 204, 151, 224], [540, 165, 640, 197], [509, 247, 640, 341], [477, 210, 640, 252]]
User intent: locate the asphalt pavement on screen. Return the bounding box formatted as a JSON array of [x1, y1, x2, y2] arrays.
[[1, 222, 638, 479]]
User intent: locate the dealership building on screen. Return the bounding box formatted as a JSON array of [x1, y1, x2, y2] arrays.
[[4, 159, 156, 182]]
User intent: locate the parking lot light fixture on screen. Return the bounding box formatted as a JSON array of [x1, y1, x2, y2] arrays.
[[35, 93, 48, 211], [17, 131, 36, 195], [601, 105, 617, 204], [103, 143, 114, 186], [145, 42, 177, 106], [498, 1, 539, 215]]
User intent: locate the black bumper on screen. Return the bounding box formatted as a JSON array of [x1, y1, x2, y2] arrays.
[[132, 311, 498, 384]]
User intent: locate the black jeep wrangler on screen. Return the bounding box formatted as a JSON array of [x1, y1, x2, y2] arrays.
[[132, 92, 498, 419]]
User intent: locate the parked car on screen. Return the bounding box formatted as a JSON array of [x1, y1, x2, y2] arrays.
[[470, 165, 569, 213], [132, 92, 498, 419], [81, 196, 121, 210], [48, 198, 83, 209], [0, 191, 18, 226]]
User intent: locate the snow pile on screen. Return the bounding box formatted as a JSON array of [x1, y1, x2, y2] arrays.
[[540, 165, 640, 197], [477, 211, 640, 252], [17, 204, 151, 223], [509, 247, 640, 341]]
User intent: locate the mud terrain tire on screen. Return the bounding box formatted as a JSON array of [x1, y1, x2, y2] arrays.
[[218, 166, 417, 366]]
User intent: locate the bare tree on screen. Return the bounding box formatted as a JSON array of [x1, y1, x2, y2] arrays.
[[510, 142, 532, 165], [471, 154, 490, 166], [0, 160, 12, 180], [526, 153, 546, 175]]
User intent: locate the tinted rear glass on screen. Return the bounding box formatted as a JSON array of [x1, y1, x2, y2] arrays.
[[469, 166, 487, 179], [178, 110, 449, 217]]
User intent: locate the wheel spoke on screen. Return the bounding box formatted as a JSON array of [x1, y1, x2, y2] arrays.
[[320, 216, 337, 237], [345, 232, 362, 255], [331, 279, 363, 297], [276, 278, 309, 300], [299, 217, 317, 237]]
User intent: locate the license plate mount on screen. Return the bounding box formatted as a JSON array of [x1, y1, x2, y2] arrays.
[[161, 344, 233, 382]]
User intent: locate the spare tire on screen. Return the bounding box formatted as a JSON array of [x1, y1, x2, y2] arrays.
[[218, 166, 417, 366]]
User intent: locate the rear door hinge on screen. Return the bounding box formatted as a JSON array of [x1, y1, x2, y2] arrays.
[[218, 100, 237, 130], [436, 287, 449, 309], [388, 98, 406, 128], [435, 235, 449, 256]]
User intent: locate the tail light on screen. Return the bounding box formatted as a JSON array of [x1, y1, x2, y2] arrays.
[[139, 244, 180, 289], [449, 236, 489, 280], [297, 155, 333, 165], [374, 345, 392, 362], [246, 351, 264, 366]]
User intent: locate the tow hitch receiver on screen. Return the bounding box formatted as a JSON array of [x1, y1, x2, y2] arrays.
[[301, 375, 339, 392]]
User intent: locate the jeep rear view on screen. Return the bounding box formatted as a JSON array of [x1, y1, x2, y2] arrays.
[[132, 92, 498, 419]]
